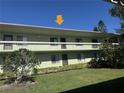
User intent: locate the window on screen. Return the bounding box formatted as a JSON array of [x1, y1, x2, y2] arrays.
[[3, 35, 13, 41], [50, 37, 58, 45], [17, 36, 23, 41], [92, 39, 98, 43], [77, 53, 82, 61], [17, 36, 27, 45], [51, 55, 59, 63], [77, 53, 84, 61], [75, 38, 83, 46]]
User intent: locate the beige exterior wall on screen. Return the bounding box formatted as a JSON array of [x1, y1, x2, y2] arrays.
[[0, 51, 95, 73], [35, 51, 94, 68], [36, 53, 63, 68]]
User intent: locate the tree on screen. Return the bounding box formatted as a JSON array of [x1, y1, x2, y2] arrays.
[[109, 4, 124, 20], [2, 49, 39, 83], [88, 38, 122, 68], [103, 0, 124, 33], [103, 0, 124, 61], [109, 4, 124, 33], [93, 26, 99, 32], [97, 20, 107, 33]]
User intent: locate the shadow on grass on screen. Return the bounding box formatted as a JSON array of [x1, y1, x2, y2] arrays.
[[62, 77, 124, 93]]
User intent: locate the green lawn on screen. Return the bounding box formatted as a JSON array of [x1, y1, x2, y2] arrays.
[[1, 68, 124, 93]]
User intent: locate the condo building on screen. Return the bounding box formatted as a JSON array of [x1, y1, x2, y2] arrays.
[[0, 23, 118, 72]]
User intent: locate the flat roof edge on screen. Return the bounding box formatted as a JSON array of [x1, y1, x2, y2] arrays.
[[0, 22, 118, 35]]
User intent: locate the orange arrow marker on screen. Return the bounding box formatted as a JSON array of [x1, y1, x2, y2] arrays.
[[55, 15, 64, 25]]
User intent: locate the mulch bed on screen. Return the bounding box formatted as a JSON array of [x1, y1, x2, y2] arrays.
[[0, 82, 36, 91]]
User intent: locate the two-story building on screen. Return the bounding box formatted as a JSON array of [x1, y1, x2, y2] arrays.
[[0, 22, 118, 72]]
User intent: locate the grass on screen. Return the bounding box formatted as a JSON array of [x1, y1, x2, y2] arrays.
[[0, 68, 124, 93]]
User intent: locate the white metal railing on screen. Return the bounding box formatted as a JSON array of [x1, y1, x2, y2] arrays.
[[0, 41, 119, 52], [0, 41, 102, 45]]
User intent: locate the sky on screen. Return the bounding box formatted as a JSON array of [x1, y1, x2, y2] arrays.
[[0, 0, 121, 33]]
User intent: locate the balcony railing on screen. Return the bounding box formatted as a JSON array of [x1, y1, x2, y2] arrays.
[[0, 41, 119, 52]]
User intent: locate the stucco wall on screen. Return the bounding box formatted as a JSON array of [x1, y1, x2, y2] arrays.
[[36, 53, 63, 68], [35, 51, 94, 68], [0, 51, 96, 73]]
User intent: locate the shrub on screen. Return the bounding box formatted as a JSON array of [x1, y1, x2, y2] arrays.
[[2, 49, 39, 84], [88, 39, 123, 68]]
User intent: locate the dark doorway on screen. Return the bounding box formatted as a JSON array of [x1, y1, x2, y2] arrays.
[[92, 39, 98, 48], [3, 35, 13, 50], [60, 38, 66, 49], [62, 54, 68, 66]]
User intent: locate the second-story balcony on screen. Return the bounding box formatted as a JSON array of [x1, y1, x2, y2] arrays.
[[0, 41, 118, 52]]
